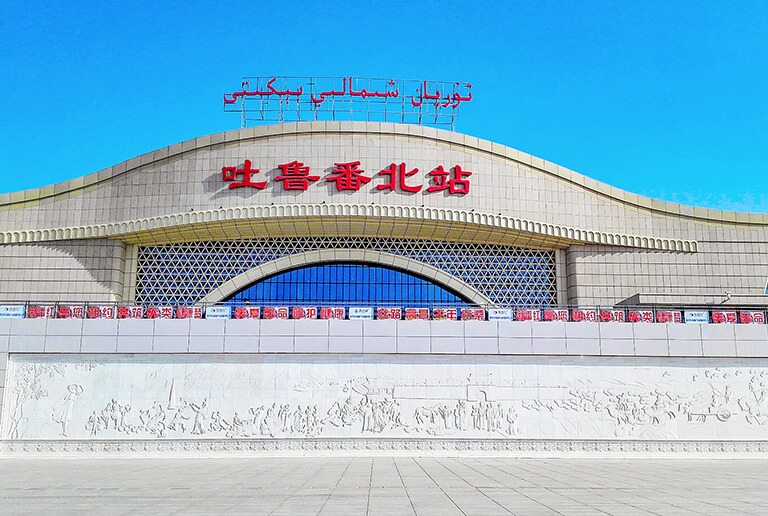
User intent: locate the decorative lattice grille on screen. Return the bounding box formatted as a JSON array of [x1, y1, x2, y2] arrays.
[[135, 238, 557, 307]]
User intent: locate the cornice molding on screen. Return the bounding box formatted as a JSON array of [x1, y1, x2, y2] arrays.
[[0, 203, 697, 252], [1, 438, 766, 457]]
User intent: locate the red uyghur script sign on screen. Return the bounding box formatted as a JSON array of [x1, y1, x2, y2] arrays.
[[223, 76, 472, 128], [222, 160, 472, 194], [224, 77, 471, 108]]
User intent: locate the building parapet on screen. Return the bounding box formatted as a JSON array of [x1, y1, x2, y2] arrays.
[[1, 303, 765, 324], [1, 317, 765, 358]]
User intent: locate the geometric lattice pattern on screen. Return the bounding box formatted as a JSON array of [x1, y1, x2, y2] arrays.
[[136, 237, 557, 307]]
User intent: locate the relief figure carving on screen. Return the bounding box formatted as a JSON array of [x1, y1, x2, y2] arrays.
[[51, 384, 84, 437]]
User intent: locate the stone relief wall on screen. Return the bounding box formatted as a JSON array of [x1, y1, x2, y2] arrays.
[[4, 354, 768, 441]]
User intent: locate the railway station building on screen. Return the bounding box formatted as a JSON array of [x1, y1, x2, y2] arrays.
[[1, 120, 767, 454]]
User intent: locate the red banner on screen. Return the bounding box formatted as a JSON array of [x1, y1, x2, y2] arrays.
[[233, 306, 261, 319], [655, 311, 682, 323], [432, 308, 459, 321], [376, 307, 402, 320], [571, 309, 597, 322], [460, 308, 486, 321], [515, 309, 541, 321], [712, 311, 737, 324], [291, 307, 317, 319], [740, 311, 766, 324], [319, 307, 345, 320], [405, 308, 430, 320], [628, 310, 654, 323], [262, 307, 290, 320], [27, 305, 56, 318], [176, 307, 203, 319]]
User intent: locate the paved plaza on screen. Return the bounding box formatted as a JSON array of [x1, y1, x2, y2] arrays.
[[0, 457, 767, 515]]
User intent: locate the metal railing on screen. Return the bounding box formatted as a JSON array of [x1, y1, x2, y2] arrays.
[[1, 301, 766, 324]]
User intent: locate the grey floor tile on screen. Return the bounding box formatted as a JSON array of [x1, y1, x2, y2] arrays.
[[1, 457, 768, 515]]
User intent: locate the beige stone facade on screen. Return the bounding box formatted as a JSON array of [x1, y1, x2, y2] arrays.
[[0, 121, 765, 307]]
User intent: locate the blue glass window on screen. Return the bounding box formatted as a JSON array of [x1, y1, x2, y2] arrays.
[[225, 263, 471, 306]]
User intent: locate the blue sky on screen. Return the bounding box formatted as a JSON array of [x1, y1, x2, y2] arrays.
[[2, 1, 767, 212]]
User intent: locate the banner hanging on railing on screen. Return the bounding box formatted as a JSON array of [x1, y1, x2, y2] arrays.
[[7, 303, 768, 324], [0, 305, 25, 318]]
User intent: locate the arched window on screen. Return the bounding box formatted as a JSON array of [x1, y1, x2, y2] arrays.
[[225, 263, 472, 306]]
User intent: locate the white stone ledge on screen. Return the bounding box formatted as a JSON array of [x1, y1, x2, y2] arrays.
[[4, 320, 765, 358], [2, 439, 768, 457]]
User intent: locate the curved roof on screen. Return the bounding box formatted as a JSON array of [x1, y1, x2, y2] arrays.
[[0, 121, 764, 249], [2, 122, 765, 224]]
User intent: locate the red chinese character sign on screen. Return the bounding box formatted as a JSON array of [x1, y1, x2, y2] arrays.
[[176, 307, 203, 319], [234, 307, 261, 319], [543, 309, 569, 322], [117, 306, 144, 319], [656, 311, 682, 323], [461, 308, 486, 321], [377, 308, 402, 320], [224, 76, 472, 130], [320, 307, 346, 319], [17, 304, 768, 324], [28, 306, 56, 318], [275, 161, 319, 190], [741, 312, 766, 324], [515, 309, 541, 321], [292, 307, 317, 319], [57, 306, 85, 319], [428, 166, 471, 194], [712, 311, 738, 324], [221, 159, 471, 195], [222, 160, 266, 189], [599, 310, 625, 322], [571, 309, 597, 322], [326, 162, 371, 191], [86, 306, 116, 319], [262, 307, 290, 320], [405, 308, 430, 320], [628, 310, 655, 323], [377, 163, 422, 193], [432, 308, 458, 321]]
